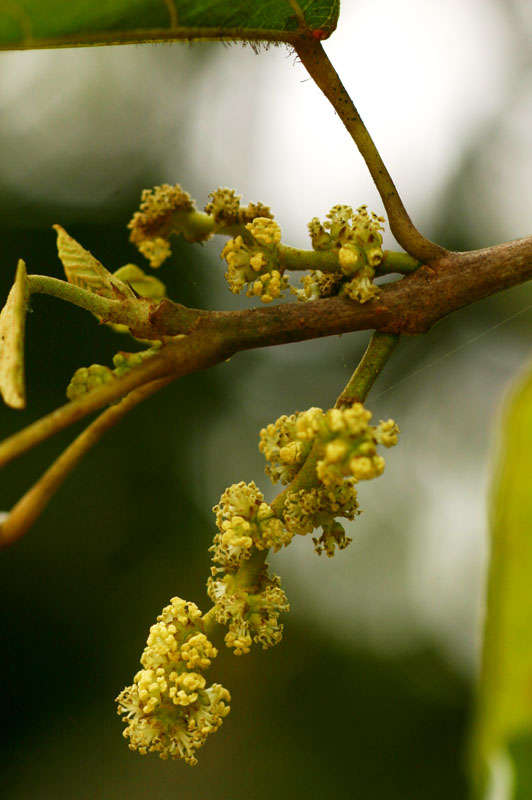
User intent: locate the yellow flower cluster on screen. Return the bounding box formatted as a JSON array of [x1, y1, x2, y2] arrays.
[[260, 403, 399, 556], [207, 480, 291, 654], [66, 363, 115, 401], [128, 184, 197, 268], [313, 405, 399, 487], [211, 481, 292, 567], [116, 597, 230, 765], [259, 408, 321, 484], [295, 270, 343, 302], [301, 204, 385, 303], [66, 344, 161, 400], [207, 569, 289, 655], [204, 187, 272, 227], [221, 218, 288, 302]]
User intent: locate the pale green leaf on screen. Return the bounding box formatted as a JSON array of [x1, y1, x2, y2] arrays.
[[54, 225, 135, 300], [113, 264, 166, 301], [471, 364, 532, 799], [0, 259, 29, 409], [0, 0, 339, 51]]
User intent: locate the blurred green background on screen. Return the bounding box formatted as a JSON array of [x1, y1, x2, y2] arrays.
[[1, 1, 531, 797]]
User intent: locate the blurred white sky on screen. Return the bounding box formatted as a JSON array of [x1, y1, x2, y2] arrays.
[[1, 0, 531, 671]]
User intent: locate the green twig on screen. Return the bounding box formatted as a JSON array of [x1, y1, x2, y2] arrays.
[[277, 244, 339, 272], [335, 332, 400, 408], [378, 250, 421, 275]]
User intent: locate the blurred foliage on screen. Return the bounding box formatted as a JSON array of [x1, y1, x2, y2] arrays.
[[472, 365, 532, 799]]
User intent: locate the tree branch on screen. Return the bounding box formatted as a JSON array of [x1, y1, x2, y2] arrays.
[[1, 235, 531, 474], [294, 36, 447, 263], [155, 235, 532, 343]]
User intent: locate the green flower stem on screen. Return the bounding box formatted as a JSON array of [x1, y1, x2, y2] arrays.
[[335, 332, 399, 408], [276, 244, 340, 272], [201, 549, 268, 637], [28, 275, 203, 338], [294, 36, 447, 264], [28, 275, 123, 315], [183, 210, 215, 240], [270, 443, 321, 516], [182, 210, 256, 242], [378, 250, 421, 275], [0, 377, 172, 549], [276, 246, 421, 275], [28, 275, 155, 336], [233, 548, 268, 589]]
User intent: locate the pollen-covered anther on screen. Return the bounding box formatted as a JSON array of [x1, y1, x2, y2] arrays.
[[259, 410, 320, 484], [180, 633, 218, 671], [304, 203, 385, 302], [338, 243, 364, 275], [279, 441, 303, 464], [324, 440, 348, 463], [204, 187, 241, 225], [246, 217, 281, 247], [247, 269, 288, 303], [376, 419, 400, 447], [313, 520, 352, 558], [349, 454, 386, 481]]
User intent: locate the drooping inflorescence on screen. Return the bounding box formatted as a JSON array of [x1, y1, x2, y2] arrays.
[[107, 184, 398, 765], [116, 399, 398, 764], [116, 597, 230, 764], [0, 177, 403, 768]]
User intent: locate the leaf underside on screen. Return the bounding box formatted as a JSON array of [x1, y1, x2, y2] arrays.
[[471, 364, 532, 798], [0, 260, 29, 409], [54, 225, 134, 300], [0, 1, 339, 50]]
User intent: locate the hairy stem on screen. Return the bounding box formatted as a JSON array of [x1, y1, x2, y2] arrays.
[[0, 377, 172, 549], [294, 36, 447, 263], [27, 274, 181, 338]]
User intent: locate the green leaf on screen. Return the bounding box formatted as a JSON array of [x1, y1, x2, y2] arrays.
[[471, 364, 532, 799], [0, 260, 29, 409], [0, 0, 339, 51], [113, 264, 166, 301], [54, 225, 135, 300]]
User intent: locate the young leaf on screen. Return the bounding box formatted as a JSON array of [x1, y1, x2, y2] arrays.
[[113, 264, 166, 301], [471, 364, 532, 799], [0, 260, 29, 409], [54, 225, 134, 300], [0, 0, 339, 51]]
